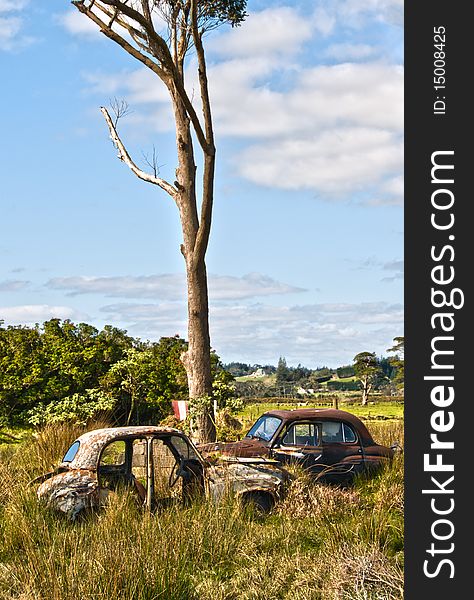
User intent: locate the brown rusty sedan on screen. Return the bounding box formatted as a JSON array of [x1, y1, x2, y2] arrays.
[[199, 409, 396, 484], [35, 426, 288, 519]]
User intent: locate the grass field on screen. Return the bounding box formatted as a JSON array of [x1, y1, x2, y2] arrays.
[[0, 420, 403, 600], [239, 401, 404, 429]]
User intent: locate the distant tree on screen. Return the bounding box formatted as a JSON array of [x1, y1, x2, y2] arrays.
[[276, 357, 291, 384], [313, 367, 333, 378], [378, 357, 396, 380], [224, 362, 252, 377], [387, 336, 405, 392], [353, 351, 384, 405], [387, 336, 404, 358], [292, 364, 312, 382], [336, 365, 355, 379], [327, 380, 361, 392]]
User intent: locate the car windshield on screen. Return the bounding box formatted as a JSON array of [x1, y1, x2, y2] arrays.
[[62, 441, 80, 463], [246, 415, 282, 442]]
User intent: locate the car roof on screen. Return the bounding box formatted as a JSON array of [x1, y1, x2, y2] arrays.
[[63, 425, 186, 470], [263, 408, 375, 445]]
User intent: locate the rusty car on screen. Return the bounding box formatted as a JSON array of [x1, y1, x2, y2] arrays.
[[199, 409, 396, 484], [34, 425, 287, 519]]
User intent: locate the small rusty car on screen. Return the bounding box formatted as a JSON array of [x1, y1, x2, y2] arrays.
[[35, 426, 287, 519], [199, 409, 395, 484]]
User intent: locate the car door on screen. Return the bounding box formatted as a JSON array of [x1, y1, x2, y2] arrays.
[[319, 420, 365, 483], [271, 421, 324, 472]]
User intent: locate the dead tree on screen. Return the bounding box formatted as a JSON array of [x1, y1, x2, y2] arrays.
[[71, 0, 247, 443]]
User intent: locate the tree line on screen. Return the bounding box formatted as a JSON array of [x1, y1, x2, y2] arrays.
[[0, 319, 233, 428], [1, 319, 404, 428], [230, 339, 404, 403]]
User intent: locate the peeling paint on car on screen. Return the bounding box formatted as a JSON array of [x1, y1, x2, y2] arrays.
[[199, 409, 396, 484], [36, 426, 287, 519]]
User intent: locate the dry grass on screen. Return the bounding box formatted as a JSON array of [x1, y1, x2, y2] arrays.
[[0, 421, 403, 600]]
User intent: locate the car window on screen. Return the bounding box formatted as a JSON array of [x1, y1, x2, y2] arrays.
[[62, 441, 80, 463], [246, 415, 282, 442], [100, 440, 126, 466], [152, 438, 179, 497], [322, 421, 344, 442], [321, 421, 358, 443], [282, 422, 319, 447], [343, 423, 357, 443], [131, 438, 147, 481], [169, 435, 199, 461]]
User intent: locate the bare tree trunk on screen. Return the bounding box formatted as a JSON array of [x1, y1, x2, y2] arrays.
[[171, 87, 216, 443], [361, 377, 370, 405], [182, 259, 216, 443]]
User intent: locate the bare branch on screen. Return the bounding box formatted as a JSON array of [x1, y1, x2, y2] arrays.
[[190, 0, 214, 147], [74, 1, 211, 154], [73, 1, 170, 81], [193, 153, 215, 264], [190, 0, 215, 263], [92, 0, 174, 63], [109, 98, 133, 127], [141, 145, 164, 179], [100, 106, 178, 198]]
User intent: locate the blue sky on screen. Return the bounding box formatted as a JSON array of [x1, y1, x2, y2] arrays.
[[0, 0, 403, 367]]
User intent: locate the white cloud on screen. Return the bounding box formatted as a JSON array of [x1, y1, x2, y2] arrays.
[[337, 0, 403, 27], [56, 5, 168, 40], [324, 43, 378, 61], [358, 257, 404, 281], [209, 62, 403, 138], [46, 273, 305, 301], [209, 6, 314, 58], [381, 259, 404, 282], [0, 0, 31, 51], [240, 127, 402, 197], [83, 68, 169, 105], [0, 15, 20, 49], [101, 302, 187, 336], [0, 279, 30, 292], [311, 6, 337, 36], [211, 61, 403, 202], [99, 299, 403, 366], [0, 304, 87, 325], [0, 1, 29, 11], [380, 175, 404, 198], [57, 9, 102, 38]]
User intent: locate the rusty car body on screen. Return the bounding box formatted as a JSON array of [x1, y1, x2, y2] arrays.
[[35, 426, 287, 519], [199, 409, 395, 484]]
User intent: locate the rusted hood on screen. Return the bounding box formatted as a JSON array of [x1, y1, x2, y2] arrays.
[[199, 437, 269, 458]]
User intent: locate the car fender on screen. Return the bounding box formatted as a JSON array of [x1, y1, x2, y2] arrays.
[[37, 469, 100, 519]]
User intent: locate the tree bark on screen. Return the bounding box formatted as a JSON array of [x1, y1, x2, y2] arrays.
[[171, 85, 216, 444], [181, 258, 216, 443]]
